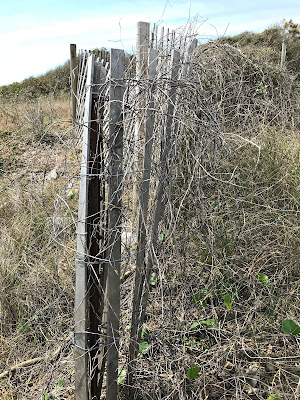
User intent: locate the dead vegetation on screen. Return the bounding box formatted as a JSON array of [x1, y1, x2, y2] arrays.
[[119, 42, 300, 400], [0, 38, 299, 400], [0, 95, 78, 399]]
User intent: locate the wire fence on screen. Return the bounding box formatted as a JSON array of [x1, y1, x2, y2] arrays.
[[1, 18, 299, 400], [70, 20, 300, 400], [73, 22, 200, 399]]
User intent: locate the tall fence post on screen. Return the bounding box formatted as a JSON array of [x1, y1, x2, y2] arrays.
[[150, 49, 180, 250], [74, 54, 94, 400], [106, 48, 125, 400], [70, 44, 78, 120], [74, 54, 107, 400], [128, 48, 158, 384], [137, 50, 181, 347], [88, 60, 107, 399], [133, 21, 150, 211]]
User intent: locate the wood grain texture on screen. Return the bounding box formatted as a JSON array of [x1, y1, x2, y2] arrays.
[[106, 48, 125, 400]]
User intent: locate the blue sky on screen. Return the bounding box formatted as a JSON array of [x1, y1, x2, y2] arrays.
[[0, 0, 299, 85]]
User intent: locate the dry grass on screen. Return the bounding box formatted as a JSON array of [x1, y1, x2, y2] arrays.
[[0, 41, 299, 400], [0, 96, 78, 399], [133, 130, 299, 400], [118, 43, 300, 400]]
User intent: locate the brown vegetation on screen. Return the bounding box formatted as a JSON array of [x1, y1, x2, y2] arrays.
[[0, 23, 299, 400]]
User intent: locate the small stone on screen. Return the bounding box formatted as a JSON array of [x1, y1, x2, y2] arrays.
[[45, 168, 58, 181]]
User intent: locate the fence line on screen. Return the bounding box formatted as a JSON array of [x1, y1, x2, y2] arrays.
[[73, 21, 198, 400]]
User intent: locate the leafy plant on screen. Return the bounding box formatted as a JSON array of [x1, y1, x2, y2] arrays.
[[255, 81, 268, 97], [189, 322, 200, 331], [57, 378, 64, 388], [150, 272, 158, 286], [157, 231, 164, 244], [141, 324, 149, 339], [256, 273, 270, 285], [200, 319, 218, 329], [187, 364, 200, 379], [267, 394, 281, 400], [70, 189, 76, 200], [185, 337, 206, 349], [219, 283, 239, 309], [117, 367, 126, 384], [189, 319, 219, 329], [281, 319, 300, 335], [223, 293, 233, 309], [44, 392, 49, 400], [192, 290, 208, 307], [139, 341, 149, 355]]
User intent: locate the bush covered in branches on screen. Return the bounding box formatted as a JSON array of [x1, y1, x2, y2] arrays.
[[220, 19, 300, 76]]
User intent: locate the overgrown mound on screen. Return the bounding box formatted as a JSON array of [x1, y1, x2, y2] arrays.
[[219, 19, 300, 76], [128, 43, 300, 399], [193, 41, 299, 135]]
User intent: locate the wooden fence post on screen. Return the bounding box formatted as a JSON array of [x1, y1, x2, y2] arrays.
[[137, 49, 181, 342], [281, 39, 287, 68], [87, 60, 107, 400], [150, 49, 180, 255], [106, 48, 125, 400], [70, 44, 78, 120], [74, 54, 107, 400], [74, 54, 94, 400], [133, 21, 150, 211], [128, 48, 158, 383]]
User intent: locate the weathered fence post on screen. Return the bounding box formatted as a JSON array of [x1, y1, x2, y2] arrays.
[[70, 44, 78, 120], [281, 38, 287, 68], [87, 60, 107, 399], [128, 48, 158, 383], [150, 49, 180, 253], [137, 49, 181, 345], [74, 54, 107, 400], [133, 21, 150, 211], [106, 48, 125, 400], [74, 54, 94, 400]]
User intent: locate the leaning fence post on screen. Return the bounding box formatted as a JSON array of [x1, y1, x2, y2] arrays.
[[151, 49, 180, 245], [106, 48, 125, 400], [70, 44, 78, 120]]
